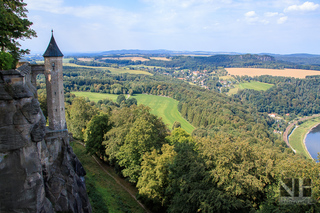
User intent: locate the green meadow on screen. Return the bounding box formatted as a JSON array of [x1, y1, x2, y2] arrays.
[[289, 117, 320, 160], [72, 91, 118, 102], [228, 81, 273, 95], [133, 94, 195, 134], [72, 92, 194, 134]]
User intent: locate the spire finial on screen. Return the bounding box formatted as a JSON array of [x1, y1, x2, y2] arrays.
[[51, 29, 53, 34]]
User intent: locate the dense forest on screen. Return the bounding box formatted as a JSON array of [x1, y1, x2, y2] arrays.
[[235, 75, 320, 116], [65, 94, 320, 213]]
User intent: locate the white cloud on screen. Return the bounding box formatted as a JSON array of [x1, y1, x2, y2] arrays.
[[265, 12, 279, 17], [245, 11, 257, 17], [284, 1, 319, 12], [277, 16, 288, 24]]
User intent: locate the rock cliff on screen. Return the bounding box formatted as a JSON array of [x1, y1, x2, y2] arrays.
[[0, 68, 91, 212]]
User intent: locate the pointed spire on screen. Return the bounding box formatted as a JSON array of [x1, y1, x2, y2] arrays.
[[43, 31, 64, 57]]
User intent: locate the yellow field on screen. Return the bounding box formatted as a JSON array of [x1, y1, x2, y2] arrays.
[[78, 58, 94, 61], [102, 57, 150, 62], [150, 57, 171, 61], [225, 68, 320, 78]]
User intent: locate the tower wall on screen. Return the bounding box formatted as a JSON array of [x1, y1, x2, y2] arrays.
[[44, 56, 66, 130]]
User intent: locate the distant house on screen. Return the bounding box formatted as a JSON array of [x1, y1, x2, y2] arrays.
[[193, 71, 199, 76], [268, 113, 276, 118]]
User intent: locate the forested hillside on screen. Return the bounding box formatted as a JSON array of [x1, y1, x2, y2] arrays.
[[235, 76, 320, 116], [68, 53, 320, 70]]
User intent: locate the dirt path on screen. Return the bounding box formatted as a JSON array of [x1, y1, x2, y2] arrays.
[[283, 114, 320, 149], [77, 142, 150, 213]]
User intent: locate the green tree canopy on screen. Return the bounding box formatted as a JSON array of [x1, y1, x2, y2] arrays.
[[0, 0, 36, 67], [66, 97, 97, 140], [84, 113, 112, 157]]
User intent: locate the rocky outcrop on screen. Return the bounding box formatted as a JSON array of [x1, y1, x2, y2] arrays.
[[0, 68, 91, 212]]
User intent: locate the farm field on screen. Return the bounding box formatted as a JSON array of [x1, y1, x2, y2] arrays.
[[71, 142, 146, 213], [225, 68, 320, 78], [150, 57, 172, 61], [71, 91, 119, 102], [228, 81, 274, 95], [63, 63, 152, 75], [71, 92, 194, 134], [102, 57, 150, 62]]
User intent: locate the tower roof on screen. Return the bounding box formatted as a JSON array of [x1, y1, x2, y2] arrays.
[[43, 31, 64, 57]]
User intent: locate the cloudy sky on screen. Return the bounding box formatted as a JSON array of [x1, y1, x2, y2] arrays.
[[20, 0, 320, 54]]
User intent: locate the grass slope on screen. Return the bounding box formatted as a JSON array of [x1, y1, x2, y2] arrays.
[[71, 92, 194, 134], [64, 63, 152, 75], [229, 81, 273, 95], [72, 91, 119, 102], [71, 142, 146, 213], [289, 117, 320, 160], [133, 94, 195, 134]]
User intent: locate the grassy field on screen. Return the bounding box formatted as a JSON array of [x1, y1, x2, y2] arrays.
[[72, 91, 119, 102], [289, 117, 320, 160], [225, 68, 320, 78], [133, 94, 195, 134], [71, 142, 146, 213], [228, 81, 274, 95], [63, 63, 153, 75], [71, 92, 194, 134]]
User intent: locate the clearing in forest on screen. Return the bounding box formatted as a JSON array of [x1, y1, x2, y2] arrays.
[[228, 81, 274, 95], [226, 68, 320, 78], [133, 94, 195, 134], [72, 91, 119, 102]]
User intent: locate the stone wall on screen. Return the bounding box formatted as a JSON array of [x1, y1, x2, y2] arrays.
[[0, 68, 91, 212]]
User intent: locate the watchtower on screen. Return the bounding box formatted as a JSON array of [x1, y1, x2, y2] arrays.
[[43, 31, 66, 130]]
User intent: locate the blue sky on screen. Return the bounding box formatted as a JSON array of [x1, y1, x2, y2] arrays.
[[21, 0, 320, 54]]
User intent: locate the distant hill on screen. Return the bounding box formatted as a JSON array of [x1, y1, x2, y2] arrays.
[[262, 53, 320, 65]]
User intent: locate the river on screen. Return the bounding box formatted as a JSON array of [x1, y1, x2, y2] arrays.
[[305, 124, 320, 161]]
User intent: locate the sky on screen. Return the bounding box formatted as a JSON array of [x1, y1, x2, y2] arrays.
[[20, 0, 320, 55]]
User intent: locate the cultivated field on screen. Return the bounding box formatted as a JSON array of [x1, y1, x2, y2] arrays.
[[102, 57, 149, 62], [228, 81, 274, 95], [63, 63, 152, 75], [78, 57, 94, 61], [71, 92, 194, 134], [150, 57, 172, 61], [226, 68, 320, 78]]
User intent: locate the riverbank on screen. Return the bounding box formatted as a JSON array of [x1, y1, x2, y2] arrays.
[[304, 123, 320, 160], [303, 124, 318, 160], [288, 116, 320, 160]]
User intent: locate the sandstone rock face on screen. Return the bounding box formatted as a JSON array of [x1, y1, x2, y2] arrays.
[[0, 70, 91, 212]]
